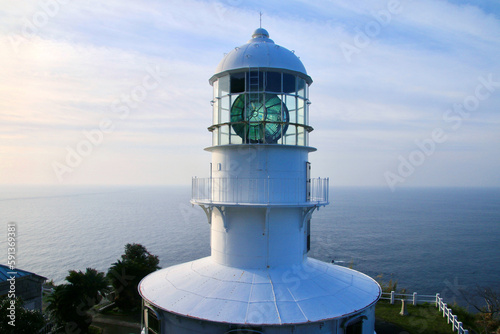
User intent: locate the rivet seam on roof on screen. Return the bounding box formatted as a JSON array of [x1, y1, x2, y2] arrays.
[[269, 276, 282, 324]]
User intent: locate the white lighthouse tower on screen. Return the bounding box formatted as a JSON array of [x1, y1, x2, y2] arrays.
[[139, 28, 381, 334]]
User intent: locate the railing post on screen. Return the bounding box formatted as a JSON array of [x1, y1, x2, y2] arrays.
[[435, 293, 440, 307], [463, 329, 468, 334], [413, 292, 417, 306], [192, 177, 195, 200], [390, 291, 395, 304], [442, 303, 447, 317], [209, 176, 212, 202], [327, 177, 329, 202], [318, 177, 321, 201]]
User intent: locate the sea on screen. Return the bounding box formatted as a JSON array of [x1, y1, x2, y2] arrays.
[[1, 186, 499, 306]]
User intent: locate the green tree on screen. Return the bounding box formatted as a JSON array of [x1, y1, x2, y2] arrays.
[[461, 285, 500, 334], [46, 268, 109, 333], [107, 243, 160, 311], [0, 296, 46, 334]]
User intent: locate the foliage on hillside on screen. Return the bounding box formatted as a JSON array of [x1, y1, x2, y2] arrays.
[[107, 243, 160, 311]]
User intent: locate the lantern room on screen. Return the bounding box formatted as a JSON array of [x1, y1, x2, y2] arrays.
[[209, 28, 313, 146]]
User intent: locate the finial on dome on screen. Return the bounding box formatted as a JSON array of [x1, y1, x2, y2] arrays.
[[252, 27, 269, 39]]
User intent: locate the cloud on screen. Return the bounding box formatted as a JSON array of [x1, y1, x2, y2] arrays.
[[0, 0, 499, 187]]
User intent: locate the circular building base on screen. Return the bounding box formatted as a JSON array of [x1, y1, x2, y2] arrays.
[[139, 257, 380, 333]]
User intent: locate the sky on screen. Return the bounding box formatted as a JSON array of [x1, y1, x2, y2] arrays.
[[1, 0, 499, 190]]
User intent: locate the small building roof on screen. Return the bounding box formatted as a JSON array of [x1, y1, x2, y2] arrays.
[[210, 28, 312, 84], [0, 264, 47, 283], [139, 257, 381, 325]]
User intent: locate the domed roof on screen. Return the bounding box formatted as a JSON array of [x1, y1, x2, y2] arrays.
[[211, 28, 311, 84], [139, 257, 380, 325]]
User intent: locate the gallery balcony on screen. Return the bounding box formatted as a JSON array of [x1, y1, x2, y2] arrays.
[[191, 176, 329, 207]]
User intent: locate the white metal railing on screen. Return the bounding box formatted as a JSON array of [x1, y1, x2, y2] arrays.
[[436, 294, 469, 334], [192, 177, 329, 205], [380, 291, 437, 306], [380, 292, 469, 334], [310, 177, 329, 202]]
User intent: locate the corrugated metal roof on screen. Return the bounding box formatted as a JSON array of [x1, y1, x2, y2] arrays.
[[139, 257, 381, 325], [0, 264, 47, 282]]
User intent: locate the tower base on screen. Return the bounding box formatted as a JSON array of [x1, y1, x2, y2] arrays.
[[139, 257, 380, 333]]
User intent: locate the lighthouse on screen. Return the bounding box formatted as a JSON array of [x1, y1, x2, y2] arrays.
[[139, 28, 381, 334]]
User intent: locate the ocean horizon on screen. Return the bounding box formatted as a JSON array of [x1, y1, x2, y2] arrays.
[[1, 185, 499, 306]]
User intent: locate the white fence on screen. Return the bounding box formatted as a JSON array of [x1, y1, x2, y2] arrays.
[[436, 295, 469, 334], [380, 291, 437, 306], [380, 292, 469, 334]]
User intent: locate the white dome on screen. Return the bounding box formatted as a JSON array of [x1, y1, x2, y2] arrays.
[[211, 28, 311, 84]]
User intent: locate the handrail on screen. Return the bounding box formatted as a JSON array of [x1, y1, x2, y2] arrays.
[[192, 177, 329, 205]]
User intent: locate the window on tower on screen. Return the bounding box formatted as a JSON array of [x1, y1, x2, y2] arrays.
[[345, 317, 364, 334], [146, 307, 160, 334]]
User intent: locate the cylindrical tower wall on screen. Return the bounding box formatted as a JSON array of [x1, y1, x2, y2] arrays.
[[211, 206, 307, 268], [208, 145, 314, 204], [157, 309, 342, 334]]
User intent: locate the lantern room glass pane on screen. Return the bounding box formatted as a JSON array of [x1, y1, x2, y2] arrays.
[[266, 71, 282, 93], [213, 99, 219, 124], [221, 109, 230, 124], [212, 128, 219, 146], [305, 100, 309, 125], [297, 78, 306, 98], [247, 71, 264, 92], [219, 75, 229, 96], [230, 126, 243, 144], [213, 80, 219, 98], [297, 107, 304, 125], [283, 73, 296, 94], [220, 125, 229, 145], [284, 125, 296, 145], [298, 98, 305, 125], [286, 95, 296, 123], [298, 126, 305, 146], [221, 95, 230, 109], [230, 72, 245, 93], [220, 96, 230, 123]]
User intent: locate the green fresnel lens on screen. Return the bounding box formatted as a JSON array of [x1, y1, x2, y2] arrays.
[[230, 94, 289, 143]]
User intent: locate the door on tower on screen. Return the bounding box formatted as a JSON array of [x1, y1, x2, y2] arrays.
[[306, 162, 311, 201]]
